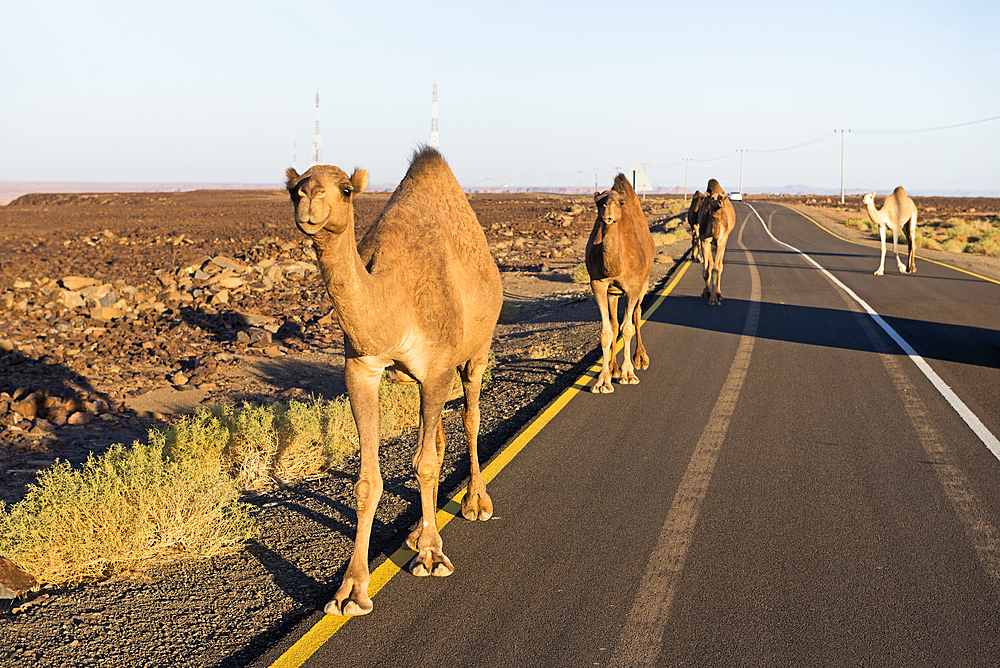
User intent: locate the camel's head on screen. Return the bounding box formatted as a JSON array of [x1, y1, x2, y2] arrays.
[[285, 165, 369, 236], [705, 192, 727, 213], [594, 189, 625, 226], [862, 192, 876, 206]]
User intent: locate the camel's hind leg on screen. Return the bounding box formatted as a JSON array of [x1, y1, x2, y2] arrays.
[[630, 286, 650, 371], [891, 223, 908, 274], [459, 349, 493, 522], [591, 280, 615, 393], [326, 357, 385, 617], [905, 214, 918, 274], [408, 370, 456, 578]]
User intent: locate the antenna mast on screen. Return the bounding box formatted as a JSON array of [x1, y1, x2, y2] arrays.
[[311, 90, 322, 166], [430, 83, 439, 149]]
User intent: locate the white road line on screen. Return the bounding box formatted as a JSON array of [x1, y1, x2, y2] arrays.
[[746, 203, 1000, 462], [609, 214, 761, 668]]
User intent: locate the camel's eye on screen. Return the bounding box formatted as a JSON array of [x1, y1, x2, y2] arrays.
[[342, 187, 352, 198]]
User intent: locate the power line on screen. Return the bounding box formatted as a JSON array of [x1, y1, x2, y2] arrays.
[[854, 114, 1000, 136]]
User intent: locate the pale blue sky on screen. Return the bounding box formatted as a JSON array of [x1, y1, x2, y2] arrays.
[[2, 1, 998, 195]]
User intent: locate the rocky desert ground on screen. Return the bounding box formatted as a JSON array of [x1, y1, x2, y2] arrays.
[[0, 187, 997, 667]]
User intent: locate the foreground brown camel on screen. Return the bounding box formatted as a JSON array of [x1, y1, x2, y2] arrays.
[[285, 146, 502, 617], [863, 187, 918, 275], [687, 190, 705, 262], [586, 173, 655, 393], [698, 186, 736, 305]]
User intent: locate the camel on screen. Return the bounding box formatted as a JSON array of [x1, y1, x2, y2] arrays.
[[863, 187, 918, 275], [285, 146, 503, 617], [698, 187, 736, 306], [586, 173, 656, 394], [687, 190, 705, 262]]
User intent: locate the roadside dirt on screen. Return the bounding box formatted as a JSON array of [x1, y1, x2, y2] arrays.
[[0, 188, 688, 667]]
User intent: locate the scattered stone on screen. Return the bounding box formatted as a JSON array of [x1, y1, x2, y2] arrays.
[[0, 557, 37, 599], [61, 276, 98, 290], [172, 372, 189, 386], [89, 306, 124, 321], [67, 412, 94, 426]]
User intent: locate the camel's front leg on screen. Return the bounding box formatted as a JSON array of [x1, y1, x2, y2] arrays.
[[709, 236, 730, 306], [409, 371, 455, 577], [875, 224, 888, 275], [591, 280, 615, 393], [325, 357, 385, 617], [607, 293, 621, 378], [630, 286, 650, 371], [700, 238, 714, 299], [459, 351, 493, 522], [619, 288, 645, 385]]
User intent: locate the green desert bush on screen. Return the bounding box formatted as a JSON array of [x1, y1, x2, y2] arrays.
[[0, 441, 257, 586], [571, 263, 590, 284]]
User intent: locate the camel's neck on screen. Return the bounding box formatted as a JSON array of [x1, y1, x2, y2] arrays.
[[311, 222, 381, 349], [865, 200, 883, 224], [599, 222, 624, 276]]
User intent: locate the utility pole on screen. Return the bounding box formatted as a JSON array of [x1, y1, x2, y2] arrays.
[[737, 150, 747, 195], [430, 83, 439, 150], [311, 90, 322, 166], [835, 129, 851, 204], [578, 170, 583, 189], [683, 158, 691, 201]]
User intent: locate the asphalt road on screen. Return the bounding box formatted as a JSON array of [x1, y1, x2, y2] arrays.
[[261, 202, 1000, 667]]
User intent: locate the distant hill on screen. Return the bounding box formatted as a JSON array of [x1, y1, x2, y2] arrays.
[[0, 182, 283, 206]]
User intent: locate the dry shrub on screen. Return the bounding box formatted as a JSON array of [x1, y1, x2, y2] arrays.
[[651, 228, 689, 246], [0, 442, 256, 586], [571, 263, 590, 284]]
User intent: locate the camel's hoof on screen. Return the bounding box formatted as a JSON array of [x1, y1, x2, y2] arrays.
[[410, 549, 454, 578], [620, 377, 640, 385], [592, 380, 615, 394], [633, 354, 649, 371], [462, 491, 493, 521], [874, 270, 884, 276], [325, 597, 373, 617]]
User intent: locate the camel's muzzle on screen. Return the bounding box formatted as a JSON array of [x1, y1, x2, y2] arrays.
[[295, 218, 328, 236]]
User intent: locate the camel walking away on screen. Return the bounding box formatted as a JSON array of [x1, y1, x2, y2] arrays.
[[285, 146, 503, 617], [586, 173, 656, 393], [698, 186, 736, 306], [863, 187, 918, 275], [687, 190, 706, 262]]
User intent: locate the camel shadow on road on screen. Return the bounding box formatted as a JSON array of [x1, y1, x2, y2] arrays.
[[646, 294, 1000, 370]]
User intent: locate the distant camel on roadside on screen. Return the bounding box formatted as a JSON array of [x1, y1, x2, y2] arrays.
[[863, 187, 918, 275], [697, 180, 736, 306], [585, 173, 655, 393]]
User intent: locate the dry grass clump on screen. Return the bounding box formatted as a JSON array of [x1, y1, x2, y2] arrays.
[[571, 263, 590, 284], [0, 362, 493, 586], [0, 441, 257, 586]]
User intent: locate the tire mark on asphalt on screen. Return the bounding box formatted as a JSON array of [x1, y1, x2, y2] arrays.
[[609, 210, 760, 667]]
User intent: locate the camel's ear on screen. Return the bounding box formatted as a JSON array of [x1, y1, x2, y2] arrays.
[[285, 168, 301, 190], [351, 169, 369, 195], [594, 191, 601, 204]]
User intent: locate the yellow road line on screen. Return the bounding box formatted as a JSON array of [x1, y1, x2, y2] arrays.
[[268, 259, 694, 668], [778, 203, 1000, 286]]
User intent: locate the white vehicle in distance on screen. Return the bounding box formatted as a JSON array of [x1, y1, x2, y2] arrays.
[[729, 192, 743, 201]]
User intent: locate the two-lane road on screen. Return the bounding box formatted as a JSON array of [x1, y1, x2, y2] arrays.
[[260, 202, 1000, 667]]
